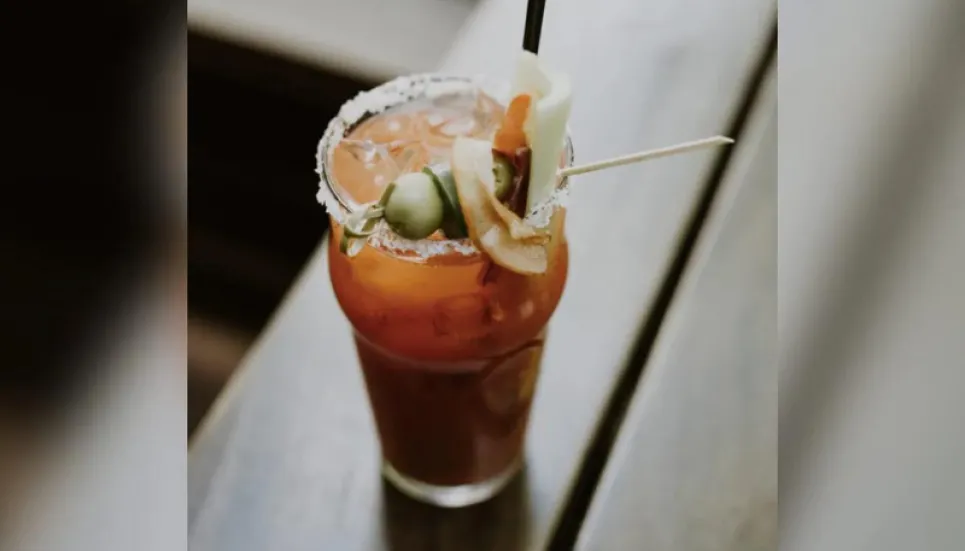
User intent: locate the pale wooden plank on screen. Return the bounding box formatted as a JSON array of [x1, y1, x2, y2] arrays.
[[576, 65, 777, 551], [189, 0, 775, 549], [188, 0, 477, 81], [780, 1, 965, 549]]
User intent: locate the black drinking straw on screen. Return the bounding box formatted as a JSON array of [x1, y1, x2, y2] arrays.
[[522, 0, 547, 54]]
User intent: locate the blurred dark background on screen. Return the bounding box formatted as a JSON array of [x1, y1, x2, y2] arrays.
[[188, 33, 375, 434]]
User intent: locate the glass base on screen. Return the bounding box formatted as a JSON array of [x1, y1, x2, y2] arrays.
[[382, 458, 522, 508]]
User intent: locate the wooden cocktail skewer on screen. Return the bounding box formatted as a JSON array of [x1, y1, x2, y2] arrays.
[[558, 135, 734, 178], [339, 135, 735, 255]]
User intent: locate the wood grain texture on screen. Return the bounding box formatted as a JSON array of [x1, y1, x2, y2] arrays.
[[189, 0, 775, 549], [576, 66, 777, 551], [780, 2, 965, 549], [188, 0, 476, 81]]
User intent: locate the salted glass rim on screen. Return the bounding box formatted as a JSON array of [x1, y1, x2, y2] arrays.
[[315, 72, 574, 258]]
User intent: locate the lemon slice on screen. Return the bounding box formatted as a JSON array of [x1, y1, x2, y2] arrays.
[[511, 51, 572, 213], [451, 136, 548, 275]]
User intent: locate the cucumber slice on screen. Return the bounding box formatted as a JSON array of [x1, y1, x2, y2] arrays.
[[511, 51, 573, 213], [492, 153, 516, 200]]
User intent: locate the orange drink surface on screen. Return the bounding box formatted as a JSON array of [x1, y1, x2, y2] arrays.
[[324, 84, 569, 494]]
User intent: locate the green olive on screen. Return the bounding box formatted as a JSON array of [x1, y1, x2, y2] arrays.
[[383, 171, 444, 240], [492, 153, 516, 200], [423, 166, 469, 239]]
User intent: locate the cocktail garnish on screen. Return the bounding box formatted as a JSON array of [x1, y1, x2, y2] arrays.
[[491, 153, 516, 200], [511, 51, 573, 213], [339, 167, 451, 255], [450, 136, 549, 275], [382, 172, 444, 240], [339, 181, 396, 256], [423, 166, 470, 239], [501, 147, 532, 218]]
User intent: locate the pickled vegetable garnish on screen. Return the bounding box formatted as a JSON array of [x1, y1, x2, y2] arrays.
[[511, 51, 572, 213], [423, 166, 469, 240], [451, 136, 548, 275], [493, 94, 531, 156]]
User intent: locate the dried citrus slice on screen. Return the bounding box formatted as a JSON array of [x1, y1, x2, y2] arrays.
[[451, 136, 548, 275], [489, 195, 549, 243]]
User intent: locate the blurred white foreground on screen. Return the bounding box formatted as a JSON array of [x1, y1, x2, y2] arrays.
[[780, 0, 965, 549], [4, 20, 186, 551]]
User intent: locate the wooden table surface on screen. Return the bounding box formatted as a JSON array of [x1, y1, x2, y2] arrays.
[[576, 66, 776, 551], [780, 2, 965, 548], [188, 0, 477, 81], [189, 0, 776, 549]]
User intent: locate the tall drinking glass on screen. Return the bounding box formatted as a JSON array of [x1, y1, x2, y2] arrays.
[[316, 74, 572, 507]]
